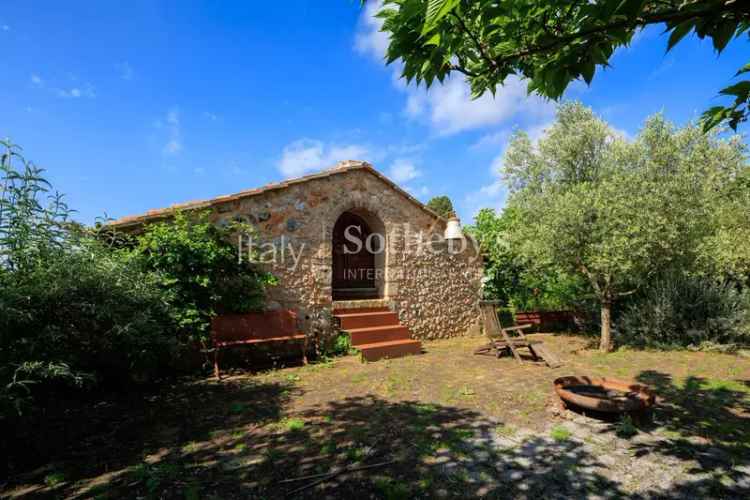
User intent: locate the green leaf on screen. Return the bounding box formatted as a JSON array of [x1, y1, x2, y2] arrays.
[[424, 33, 441, 46], [581, 60, 595, 85], [422, 0, 459, 35], [719, 81, 750, 99], [711, 19, 738, 53], [734, 62, 750, 77], [700, 106, 729, 132], [666, 21, 694, 52]]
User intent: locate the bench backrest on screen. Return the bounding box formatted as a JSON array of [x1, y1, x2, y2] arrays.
[[212, 310, 300, 343], [479, 302, 503, 339], [479, 301, 531, 341]]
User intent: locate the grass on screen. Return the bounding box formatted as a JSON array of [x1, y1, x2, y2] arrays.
[[229, 402, 247, 414], [43, 472, 65, 487], [282, 417, 305, 432], [4, 334, 750, 499], [614, 415, 638, 439], [494, 423, 516, 437], [458, 385, 476, 397], [550, 425, 572, 442], [372, 476, 411, 500]]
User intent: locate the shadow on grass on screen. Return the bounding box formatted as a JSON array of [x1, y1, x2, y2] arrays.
[[7, 392, 628, 499], [3, 376, 295, 498], [629, 370, 750, 498], [5, 368, 750, 499]]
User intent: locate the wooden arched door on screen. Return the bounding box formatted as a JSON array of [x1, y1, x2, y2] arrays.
[[332, 212, 377, 300]]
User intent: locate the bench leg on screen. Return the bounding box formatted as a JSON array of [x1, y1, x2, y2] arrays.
[[528, 345, 540, 361], [213, 348, 222, 380], [301, 337, 308, 365]]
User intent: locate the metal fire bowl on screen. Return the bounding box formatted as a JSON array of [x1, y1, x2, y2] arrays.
[[554, 376, 655, 414]]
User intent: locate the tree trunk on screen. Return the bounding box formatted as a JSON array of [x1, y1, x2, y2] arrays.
[[599, 301, 612, 352]]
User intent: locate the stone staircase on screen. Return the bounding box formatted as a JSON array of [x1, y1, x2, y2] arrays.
[[333, 305, 422, 362]]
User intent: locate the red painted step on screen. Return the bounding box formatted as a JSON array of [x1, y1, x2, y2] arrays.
[[337, 311, 400, 330], [357, 339, 422, 362], [333, 306, 422, 362], [347, 325, 411, 346]]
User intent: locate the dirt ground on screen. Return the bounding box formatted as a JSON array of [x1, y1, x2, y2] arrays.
[[3, 334, 750, 499]]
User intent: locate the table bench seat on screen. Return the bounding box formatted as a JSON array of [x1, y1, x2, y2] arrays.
[[212, 310, 307, 378]]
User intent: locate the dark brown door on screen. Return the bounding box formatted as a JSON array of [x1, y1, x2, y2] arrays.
[[332, 212, 377, 300]]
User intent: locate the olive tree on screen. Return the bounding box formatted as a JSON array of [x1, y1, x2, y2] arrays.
[[503, 103, 746, 351]]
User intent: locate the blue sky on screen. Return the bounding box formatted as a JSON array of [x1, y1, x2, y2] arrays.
[[2, 1, 748, 225]]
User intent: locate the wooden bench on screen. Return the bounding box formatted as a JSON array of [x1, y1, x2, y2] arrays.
[[211, 309, 307, 379]]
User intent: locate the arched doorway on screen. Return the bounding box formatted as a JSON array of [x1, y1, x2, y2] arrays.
[[331, 210, 384, 300]]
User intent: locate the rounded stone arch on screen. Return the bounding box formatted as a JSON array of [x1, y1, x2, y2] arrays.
[[325, 197, 389, 301]]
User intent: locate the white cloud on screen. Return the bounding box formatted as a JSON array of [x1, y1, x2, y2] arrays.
[[403, 184, 430, 199], [353, 3, 554, 137], [353, 0, 389, 61], [405, 75, 554, 136], [471, 130, 508, 150], [57, 83, 96, 99], [388, 158, 421, 183], [463, 164, 507, 220], [463, 120, 553, 220], [473, 118, 552, 151], [115, 61, 133, 80], [162, 108, 182, 155], [278, 139, 368, 177], [30, 74, 43, 86]]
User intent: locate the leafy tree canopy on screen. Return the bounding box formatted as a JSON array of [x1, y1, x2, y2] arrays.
[[426, 195, 454, 217], [467, 207, 586, 310], [373, 0, 750, 130], [503, 102, 747, 351]]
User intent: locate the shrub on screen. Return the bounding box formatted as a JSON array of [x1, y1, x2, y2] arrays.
[[324, 333, 353, 357], [125, 211, 275, 347], [615, 274, 750, 348], [0, 141, 176, 417], [0, 239, 176, 396]]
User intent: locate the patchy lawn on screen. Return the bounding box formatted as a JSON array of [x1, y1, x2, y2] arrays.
[[3, 334, 750, 499]]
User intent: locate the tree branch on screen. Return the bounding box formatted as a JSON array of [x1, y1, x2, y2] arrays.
[[449, 11, 498, 72], [449, 63, 478, 77], [491, 4, 747, 68]]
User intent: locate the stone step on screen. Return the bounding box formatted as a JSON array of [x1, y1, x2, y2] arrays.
[[358, 339, 422, 362], [333, 306, 390, 316], [346, 325, 412, 346], [336, 310, 400, 330]]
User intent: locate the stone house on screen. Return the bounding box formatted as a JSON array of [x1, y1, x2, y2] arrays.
[[111, 161, 483, 360]]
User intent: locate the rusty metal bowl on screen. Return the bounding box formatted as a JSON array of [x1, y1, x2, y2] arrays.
[[554, 376, 655, 414]]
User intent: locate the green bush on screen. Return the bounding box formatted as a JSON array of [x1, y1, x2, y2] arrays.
[[615, 274, 750, 348], [0, 140, 279, 474], [326, 333, 353, 357], [0, 239, 176, 408], [468, 207, 587, 311], [0, 140, 274, 419], [125, 211, 275, 346]]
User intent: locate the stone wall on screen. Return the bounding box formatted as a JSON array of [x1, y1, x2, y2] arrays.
[[173, 163, 483, 340]]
